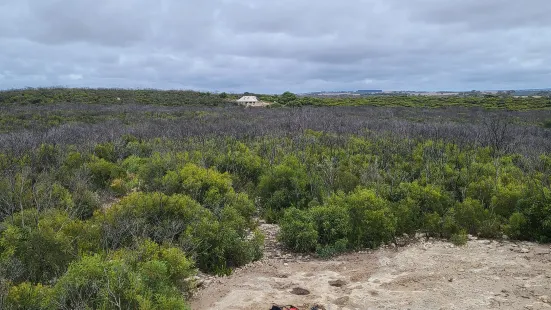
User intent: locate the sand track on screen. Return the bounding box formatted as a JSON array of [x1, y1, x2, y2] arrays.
[[191, 225, 551, 310]]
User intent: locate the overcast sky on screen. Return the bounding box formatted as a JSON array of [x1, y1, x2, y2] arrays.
[[1, 0, 550, 93]]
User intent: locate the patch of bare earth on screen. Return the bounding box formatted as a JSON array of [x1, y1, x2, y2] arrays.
[[191, 223, 551, 310]]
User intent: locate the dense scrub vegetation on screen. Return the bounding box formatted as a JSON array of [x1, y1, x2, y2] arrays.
[[0, 88, 551, 308], [2, 88, 551, 110]]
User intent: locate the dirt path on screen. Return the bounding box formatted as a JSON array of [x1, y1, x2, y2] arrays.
[[191, 224, 551, 310]]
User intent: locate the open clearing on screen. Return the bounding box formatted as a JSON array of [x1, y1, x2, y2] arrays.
[[192, 225, 551, 310]]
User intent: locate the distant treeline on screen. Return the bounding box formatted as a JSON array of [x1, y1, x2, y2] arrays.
[[1, 88, 551, 110], [0, 88, 230, 106]]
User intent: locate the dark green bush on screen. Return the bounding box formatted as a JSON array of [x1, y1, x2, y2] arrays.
[[279, 188, 397, 253], [93, 142, 117, 162], [316, 238, 348, 259], [258, 156, 311, 222], [278, 208, 318, 253], [505, 212, 529, 239], [87, 157, 124, 188], [336, 188, 397, 249], [453, 198, 486, 234], [0, 209, 100, 284]]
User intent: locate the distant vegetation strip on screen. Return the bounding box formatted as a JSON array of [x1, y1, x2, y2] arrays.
[[1, 88, 551, 110]]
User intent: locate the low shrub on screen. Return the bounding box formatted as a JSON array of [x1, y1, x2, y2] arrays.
[[450, 230, 469, 246]]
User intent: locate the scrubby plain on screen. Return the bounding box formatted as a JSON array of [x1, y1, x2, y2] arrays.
[[0, 88, 550, 309]]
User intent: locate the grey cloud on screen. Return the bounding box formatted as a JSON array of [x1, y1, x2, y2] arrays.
[[0, 0, 550, 92], [402, 0, 551, 30]]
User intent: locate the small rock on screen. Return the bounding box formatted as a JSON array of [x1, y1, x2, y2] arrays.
[[415, 232, 426, 239], [520, 248, 530, 254], [334, 296, 350, 306], [468, 235, 478, 241], [290, 287, 310, 295], [502, 235, 509, 240], [539, 295, 550, 304], [535, 248, 550, 255], [329, 280, 347, 287], [283, 263, 288, 266], [448, 278, 453, 282]]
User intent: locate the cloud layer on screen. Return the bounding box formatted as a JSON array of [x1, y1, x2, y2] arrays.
[[1, 0, 550, 92]]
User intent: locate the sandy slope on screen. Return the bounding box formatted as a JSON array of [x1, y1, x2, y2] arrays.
[[191, 225, 551, 310]]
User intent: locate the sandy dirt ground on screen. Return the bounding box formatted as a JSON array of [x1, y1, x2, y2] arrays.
[[191, 224, 551, 310]]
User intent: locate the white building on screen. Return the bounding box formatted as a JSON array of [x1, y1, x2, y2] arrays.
[[237, 96, 259, 106]]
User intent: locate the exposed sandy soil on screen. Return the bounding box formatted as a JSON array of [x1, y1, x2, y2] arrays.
[[191, 224, 551, 310]]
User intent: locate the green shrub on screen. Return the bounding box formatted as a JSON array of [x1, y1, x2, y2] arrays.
[[35, 144, 59, 170], [137, 153, 174, 191], [161, 163, 249, 217], [397, 182, 453, 215], [450, 229, 468, 246], [316, 238, 348, 259], [98, 192, 261, 274], [121, 155, 147, 174], [278, 208, 318, 253], [215, 142, 263, 189], [30, 179, 75, 213], [258, 156, 311, 222], [466, 177, 496, 207], [454, 198, 486, 234], [5, 282, 52, 310], [442, 211, 461, 238], [478, 215, 504, 239], [392, 198, 422, 236], [516, 184, 551, 242], [87, 157, 124, 188], [332, 188, 396, 249], [423, 212, 443, 237], [98, 192, 210, 249], [0, 209, 99, 284], [71, 188, 100, 219], [309, 205, 350, 246], [505, 212, 529, 240], [93, 142, 117, 162], [491, 184, 523, 218], [51, 240, 194, 310]]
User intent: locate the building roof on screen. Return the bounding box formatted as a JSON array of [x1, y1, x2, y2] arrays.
[[237, 96, 258, 102]]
